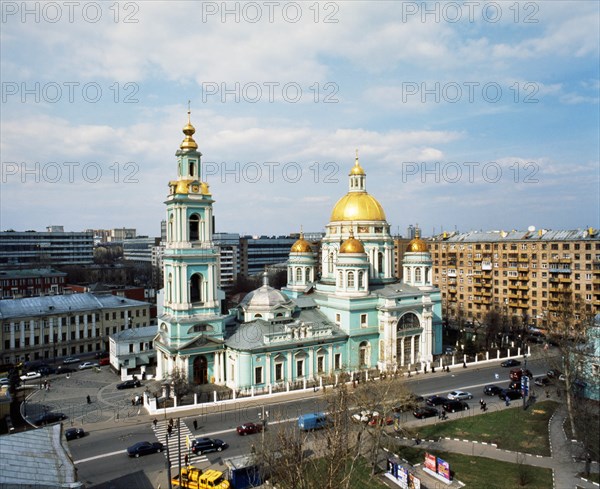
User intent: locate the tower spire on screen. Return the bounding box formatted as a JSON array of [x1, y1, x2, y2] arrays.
[[180, 103, 198, 151]]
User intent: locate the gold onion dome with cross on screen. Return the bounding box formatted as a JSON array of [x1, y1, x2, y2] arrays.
[[180, 109, 198, 151], [290, 231, 313, 253], [339, 230, 365, 254], [329, 152, 386, 222], [406, 229, 428, 252]]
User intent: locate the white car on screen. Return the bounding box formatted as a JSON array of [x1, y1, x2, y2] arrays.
[[20, 371, 41, 381], [447, 390, 473, 401], [79, 362, 99, 370]]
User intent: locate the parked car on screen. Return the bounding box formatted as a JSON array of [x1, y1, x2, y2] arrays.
[[547, 369, 562, 378], [447, 390, 473, 400], [442, 400, 469, 413], [56, 366, 76, 374], [99, 357, 110, 366], [33, 412, 67, 425], [426, 395, 447, 406], [483, 385, 503, 396], [534, 376, 551, 387], [501, 359, 521, 367], [79, 362, 99, 370], [368, 414, 395, 426], [508, 380, 522, 391], [116, 379, 141, 389], [63, 357, 81, 365], [236, 422, 263, 435], [39, 366, 57, 376], [127, 441, 164, 457], [413, 406, 439, 419], [510, 369, 533, 381], [65, 427, 85, 441], [20, 371, 41, 381], [499, 389, 523, 401], [352, 410, 373, 423], [392, 393, 424, 412], [191, 438, 228, 455]]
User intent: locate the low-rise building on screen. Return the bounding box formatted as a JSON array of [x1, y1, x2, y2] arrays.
[[0, 293, 151, 365], [109, 325, 157, 372], [0, 268, 67, 299]]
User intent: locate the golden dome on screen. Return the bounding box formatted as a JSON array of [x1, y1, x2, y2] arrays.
[[330, 192, 386, 222], [200, 182, 210, 195], [291, 232, 312, 253], [349, 151, 365, 175], [406, 237, 428, 252], [175, 178, 193, 194], [180, 109, 198, 151], [340, 235, 365, 254]]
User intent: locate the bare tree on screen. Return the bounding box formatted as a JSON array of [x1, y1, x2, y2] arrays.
[[542, 293, 595, 440]]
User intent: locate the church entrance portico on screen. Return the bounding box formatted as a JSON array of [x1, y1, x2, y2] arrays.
[[193, 355, 208, 384]]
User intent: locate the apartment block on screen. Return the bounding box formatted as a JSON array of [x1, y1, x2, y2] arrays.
[[0, 269, 67, 299], [429, 228, 600, 330], [0, 293, 152, 365], [0, 231, 94, 267]]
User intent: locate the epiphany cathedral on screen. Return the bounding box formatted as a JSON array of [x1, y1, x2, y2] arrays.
[[154, 114, 443, 390]]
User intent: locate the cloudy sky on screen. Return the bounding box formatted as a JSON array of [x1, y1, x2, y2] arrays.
[[1, 1, 598, 238]]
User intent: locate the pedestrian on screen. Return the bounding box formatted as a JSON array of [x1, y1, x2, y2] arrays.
[[479, 399, 484, 409], [86, 395, 91, 404], [153, 418, 158, 429], [463, 361, 467, 368], [415, 433, 421, 445], [505, 397, 510, 407], [131, 398, 135, 406], [483, 402, 487, 412], [193, 419, 198, 431], [167, 425, 172, 437], [184, 454, 189, 466], [169, 418, 174, 428], [251, 444, 256, 454]]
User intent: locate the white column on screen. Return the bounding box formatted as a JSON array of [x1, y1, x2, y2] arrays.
[[220, 352, 226, 383], [287, 352, 293, 381], [308, 348, 314, 379], [29, 319, 34, 345], [49, 317, 54, 344], [83, 315, 88, 339], [265, 353, 271, 386], [20, 321, 25, 348], [10, 321, 15, 349], [410, 336, 415, 365], [400, 337, 405, 366], [75, 315, 80, 340], [58, 317, 63, 344], [328, 345, 333, 374], [214, 352, 220, 383], [92, 313, 96, 337]]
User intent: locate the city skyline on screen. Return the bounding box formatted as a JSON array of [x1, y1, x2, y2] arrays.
[[1, 1, 599, 237]]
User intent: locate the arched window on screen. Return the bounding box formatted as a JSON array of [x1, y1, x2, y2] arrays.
[[167, 273, 173, 303], [397, 313, 420, 331], [189, 214, 200, 241], [415, 268, 422, 282], [358, 271, 364, 289], [359, 341, 369, 367], [190, 273, 203, 303], [168, 214, 174, 241], [189, 161, 196, 177], [338, 271, 343, 288], [328, 252, 334, 274], [378, 252, 384, 274], [305, 268, 310, 282], [348, 271, 355, 288], [254, 314, 263, 319], [296, 267, 302, 282]]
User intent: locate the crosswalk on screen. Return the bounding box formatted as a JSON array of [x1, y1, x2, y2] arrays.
[[152, 420, 208, 466]]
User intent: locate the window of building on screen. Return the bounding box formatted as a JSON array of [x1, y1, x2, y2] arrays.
[[255, 366, 263, 384], [296, 359, 304, 377], [275, 363, 283, 381], [334, 353, 341, 370], [360, 314, 367, 327], [335, 313, 341, 324], [317, 355, 324, 373], [129, 344, 134, 353], [348, 271, 355, 288]]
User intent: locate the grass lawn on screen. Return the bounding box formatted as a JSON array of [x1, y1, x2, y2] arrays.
[[301, 456, 389, 489], [406, 400, 558, 456], [578, 472, 600, 483], [392, 446, 553, 489]]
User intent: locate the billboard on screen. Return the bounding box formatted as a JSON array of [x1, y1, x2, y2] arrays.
[[437, 457, 451, 481], [424, 452, 437, 472]]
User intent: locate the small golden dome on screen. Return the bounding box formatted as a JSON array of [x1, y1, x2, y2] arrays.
[[340, 235, 365, 254], [330, 192, 386, 222], [291, 232, 312, 253], [200, 182, 210, 195], [175, 178, 193, 194], [349, 150, 365, 175], [406, 237, 428, 252], [180, 109, 198, 151]]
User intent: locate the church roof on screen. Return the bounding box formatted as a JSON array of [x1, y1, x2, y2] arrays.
[[240, 273, 292, 311]]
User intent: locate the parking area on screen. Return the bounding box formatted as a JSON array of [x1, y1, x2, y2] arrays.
[[22, 366, 157, 428]]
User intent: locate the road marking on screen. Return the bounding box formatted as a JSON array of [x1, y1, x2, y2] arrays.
[[74, 449, 127, 464]]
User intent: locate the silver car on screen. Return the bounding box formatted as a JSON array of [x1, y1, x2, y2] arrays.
[[447, 390, 473, 400]]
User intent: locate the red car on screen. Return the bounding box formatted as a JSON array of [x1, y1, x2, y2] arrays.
[[368, 415, 394, 427], [236, 422, 263, 435]]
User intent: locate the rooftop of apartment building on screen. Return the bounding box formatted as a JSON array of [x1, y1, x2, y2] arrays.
[[430, 228, 599, 243], [0, 268, 67, 278], [0, 292, 150, 320]]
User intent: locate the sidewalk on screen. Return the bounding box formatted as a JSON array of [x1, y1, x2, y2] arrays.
[[394, 404, 599, 489]]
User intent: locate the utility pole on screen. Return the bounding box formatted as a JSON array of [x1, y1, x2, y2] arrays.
[[177, 417, 182, 486], [166, 433, 173, 489]]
